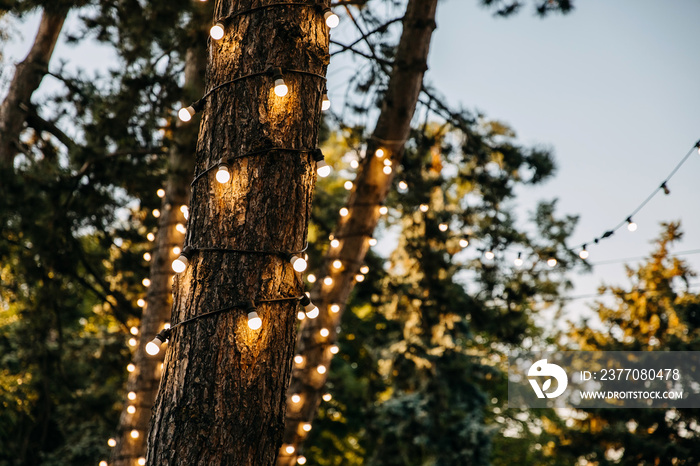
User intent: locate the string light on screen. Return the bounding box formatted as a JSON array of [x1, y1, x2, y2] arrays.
[[127, 363, 135, 372], [108, 438, 116, 447], [137, 298, 146, 307], [271, 67, 288, 97], [313, 149, 331, 177], [176, 223, 187, 234], [319, 328, 330, 337], [130, 430, 139, 439], [288, 254, 308, 272], [459, 238, 469, 248], [316, 365, 327, 374], [294, 355, 304, 365], [419, 204, 429, 212], [626, 217, 637, 232], [100, 461, 108, 466], [329, 345, 339, 354], [514, 252, 523, 267], [307, 273, 316, 283], [547, 258, 557, 267], [322, 6, 339, 28], [355, 274, 365, 282], [302, 422, 312, 432], [143, 252, 151, 261], [147, 232, 155, 241], [248, 309, 262, 330], [438, 223, 448, 232], [323, 276, 333, 285], [383, 165, 392, 174], [322, 87, 331, 111], [360, 265, 369, 274], [300, 295, 319, 319], [375, 148, 385, 158], [142, 278, 151, 287], [152, 209, 160, 218], [285, 445, 296, 455], [138, 459, 146, 466], [332, 260, 342, 269], [344, 181, 353, 190], [298, 456, 307, 465], [146, 327, 170, 356], [157, 188, 165, 198], [350, 159, 359, 169], [398, 180, 408, 190], [210, 22, 225, 40], [484, 250, 495, 260], [130, 326, 139, 335], [172, 246, 193, 273], [291, 394, 302, 403], [297, 311, 306, 320], [173, 246, 181, 255], [379, 205, 388, 215], [215, 161, 231, 184], [322, 393, 332, 401], [180, 205, 189, 219], [128, 391, 136, 400], [339, 207, 349, 217], [129, 338, 137, 347], [127, 405, 136, 414], [330, 304, 340, 313], [368, 238, 377, 246], [330, 239, 340, 248], [579, 245, 589, 260], [661, 182, 670, 195]]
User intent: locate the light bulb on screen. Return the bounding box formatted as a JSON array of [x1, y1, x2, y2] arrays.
[[297, 311, 306, 320], [323, 276, 333, 286], [383, 166, 392, 174], [157, 188, 165, 198], [180, 205, 189, 219], [108, 438, 116, 447], [138, 458, 146, 466], [291, 394, 301, 403], [172, 252, 189, 273], [129, 338, 137, 347], [127, 363, 135, 372], [324, 10, 339, 28], [172, 246, 181, 255], [339, 207, 349, 217], [130, 430, 139, 439], [274, 78, 288, 97], [322, 393, 332, 401], [350, 160, 359, 169], [322, 93, 331, 111], [368, 238, 377, 246], [379, 205, 388, 215], [294, 355, 304, 365], [302, 422, 312, 432], [330, 239, 340, 248], [247, 311, 262, 330], [316, 159, 331, 177], [332, 260, 342, 269], [398, 180, 408, 190], [330, 304, 340, 313], [459, 239, 469, 248], [290, 255, 307, 272], [579, 247, 589, 260], [439, 223, 448, 232], [297, 456, 307, 465], [285, 445, 295, 454], [152, 209, 160, 218], [127, 405, 136, 414], [163, 323, 170, 329], [210, 22, 224, 40], [142, 278, 151, 287], [178, 106, 195, 122], [547, 258, 557, 267], [485, 251, 495, 260], [329, 345, 339, 354], [419, 204, 429, 212], [146, 340, 161, 355], [216, 164, 231, 184], [137, 298, 146, 307], [355, 274, 365, 282], [375, 148, 384, 158], [344, 181, 353, 190], [143, 252, 151, 261], [306, 306, 319, 319], [100, 462, 108, 466], [627, 217, 637, 232], [130, 326, 139, 335], [316, 365, 327, 374], [176, 223, 186, 234], [307, 273, 316, 283], [360, 265, 369, 274], [320, 328, 329, 337], [147, 232, 155, 241], [128, 391, 136, 400]]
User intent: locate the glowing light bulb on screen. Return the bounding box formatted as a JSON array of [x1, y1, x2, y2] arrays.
[[419, 204, 429, 212], [143, 252, 151, 261], [306, 307, 319, 319], [579, 246, 589, 260], [368, 238, 377, 246], [210, 22, 224, 40], [307, 274, 316, 283], [289, 255, 307, 272], [157, 188, 165, 198], [330, 304, 340, 313], [108, 438, 116, 447], [324, 10, 339, 28], [459, 239, 469, 248], [375, 148, 384, 158], [172, 248, 192, 273], [247, 311, 262, 330], [316, 365, 327, 374], [152, 209, 160, 218], [332, 260, 342, 269], [320, 328, 329, 337], [514, 253, 523, 267], [180, 205, 189, 219], [178, 106, 195, 122], [291, 394, 301, 403], [297, 456, 307, 465], [137, 298, 146, 307], [147, 232, 155, 241], [138, 459, 146, 466], [142, 278, 151, 287], [485, 251, 495, 260], [360, 265, 369, 274], [302, 422, 312, 432], [316, 159, 331, 177], [323, 276, 333, 286], [350, 160, 359, 169], [547, 258, 558, 267], [379, 205, 388, 215], [339, 207, 349, 217], [439, 223, 448, 232], [285, 445, 296, 455], [322, 93, 331, 111], [627, 217, 637, 232], [127, 363, 135, 372], [130, 430, 139, 439], [294, 355, 304, 365], [330, 239, 340, 248], [398, 180, 408, 190], [329, 345, 339, 354], [129, 338, 137, 347], [297, 311, 306, 320], [100, 462, 108, 466], [127, 405, 136, 414], [128, 391, 136, 400], [173, 246, 181, 255], [176, 223, 186, 234], [344, 181, 353, 190], [322, 393, 332, 401], [274, 78, 288, 97], [355, 274, 365, 282], [216, 164, 231, 184], [383, 166, 392, 174], [130, 326, 139, 335]]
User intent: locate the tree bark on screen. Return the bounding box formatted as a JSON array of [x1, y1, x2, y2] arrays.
[[110, 45, 206, 466], [0, 6, 68, 169], [146, 1, 329, 464], [278, 0, 438, 463]]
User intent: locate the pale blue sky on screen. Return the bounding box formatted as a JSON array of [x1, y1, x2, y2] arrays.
[[3, 0, 700, 322]]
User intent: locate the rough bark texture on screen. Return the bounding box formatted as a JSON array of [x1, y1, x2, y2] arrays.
[[146, 1, 329, 464], [110, 46, 205, 466], [278, 0, 438, 463], [0, 7, 68, 168]]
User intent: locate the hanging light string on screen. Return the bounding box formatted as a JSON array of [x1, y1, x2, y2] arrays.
[[171, 243, 309, 273], [178, 66, 327, 122], [567, 140, 700, 259]]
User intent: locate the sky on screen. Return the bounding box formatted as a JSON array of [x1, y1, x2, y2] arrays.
[[2, 0, 699, 323]]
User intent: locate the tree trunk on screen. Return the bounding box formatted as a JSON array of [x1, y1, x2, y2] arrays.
[[146, 1, 329, 464], [0, 6, 68, 168], [278, 0, 438, 463], [110, 45, 205, 466]]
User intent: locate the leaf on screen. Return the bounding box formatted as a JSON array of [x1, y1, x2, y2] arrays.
[[542, 378, 552, 391]]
